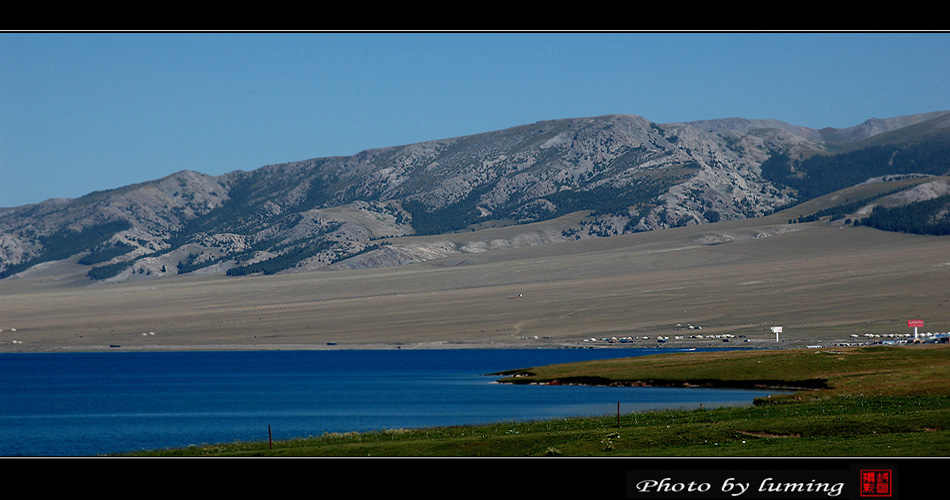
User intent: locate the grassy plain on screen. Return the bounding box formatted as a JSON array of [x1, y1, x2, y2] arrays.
[[1, 200, 948, 352]]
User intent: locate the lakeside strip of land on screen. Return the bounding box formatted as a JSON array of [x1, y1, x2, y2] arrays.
[[6, 334, 901, 353]]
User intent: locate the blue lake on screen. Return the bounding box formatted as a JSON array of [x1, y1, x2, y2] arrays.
[[0, 348, 781, 456]]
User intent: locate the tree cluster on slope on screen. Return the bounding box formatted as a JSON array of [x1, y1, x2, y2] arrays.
[[0, 220, 132, 279], [857, 195, 950, 235], [761, 140, 950, 202]]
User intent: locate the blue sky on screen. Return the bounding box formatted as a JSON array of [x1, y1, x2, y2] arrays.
[[2, 32, 948, 208]]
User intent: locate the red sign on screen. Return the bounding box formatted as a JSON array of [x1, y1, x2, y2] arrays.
[[908, 319, 924, 328]]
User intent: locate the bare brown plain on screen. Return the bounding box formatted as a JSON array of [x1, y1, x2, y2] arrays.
[[1, 210, 948, 353]]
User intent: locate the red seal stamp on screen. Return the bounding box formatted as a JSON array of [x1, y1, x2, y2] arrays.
[[860, 469, 892, 497]]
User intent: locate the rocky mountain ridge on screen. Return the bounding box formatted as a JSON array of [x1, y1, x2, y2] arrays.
[[2, 111, 949, 284]]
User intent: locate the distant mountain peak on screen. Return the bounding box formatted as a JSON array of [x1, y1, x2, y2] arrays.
[[2, 111, 947, 284]]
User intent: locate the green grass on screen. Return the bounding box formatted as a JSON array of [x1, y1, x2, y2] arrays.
[[494, 344, 950, 400], [124, 345, 950, 457]]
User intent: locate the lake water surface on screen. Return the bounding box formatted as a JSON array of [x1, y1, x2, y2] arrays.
[[0, 348, 781, 456]]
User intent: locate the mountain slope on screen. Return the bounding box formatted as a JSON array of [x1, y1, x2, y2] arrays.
[[2, 111, 948, 284]]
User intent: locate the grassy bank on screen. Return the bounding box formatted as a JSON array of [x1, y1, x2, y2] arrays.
[[128, 345, 950, 457]]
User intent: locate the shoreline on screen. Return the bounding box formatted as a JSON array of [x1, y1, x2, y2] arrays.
[[1, 342, 680, 353], [0, 337, 856, 354]]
